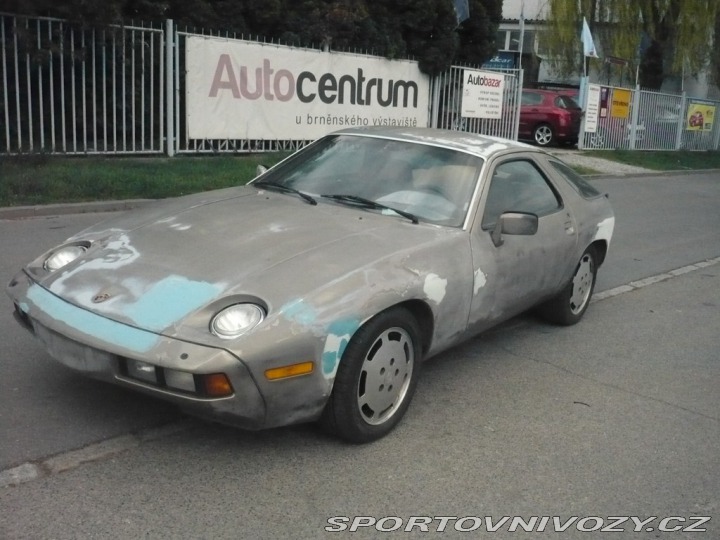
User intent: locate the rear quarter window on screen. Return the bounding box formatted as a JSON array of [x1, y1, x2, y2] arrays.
[[549, 160, 602, 199], [555, 96, 580, 109]]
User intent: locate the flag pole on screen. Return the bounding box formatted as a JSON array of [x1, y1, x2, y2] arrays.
[[581, 18, 587, 78], [518, 1, 525, 70]]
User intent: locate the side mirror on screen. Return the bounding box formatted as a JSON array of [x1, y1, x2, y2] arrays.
[[491, 212, 539, 247], [255, 164, 268, 177]]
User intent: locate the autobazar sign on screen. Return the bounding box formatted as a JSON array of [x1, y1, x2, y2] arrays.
[[460, 69, 505, 119], [185, 36, 430, 140]]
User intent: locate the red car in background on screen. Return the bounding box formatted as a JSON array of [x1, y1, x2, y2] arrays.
[[519, 89, 582, 147]]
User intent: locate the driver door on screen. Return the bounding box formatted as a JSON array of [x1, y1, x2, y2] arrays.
[[467, 156, 578, 333]]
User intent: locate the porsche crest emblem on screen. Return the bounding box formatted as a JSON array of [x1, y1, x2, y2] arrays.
[[92, 292, 112, 303]]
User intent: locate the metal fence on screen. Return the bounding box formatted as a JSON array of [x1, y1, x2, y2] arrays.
[[580, 85, 720, 151], [11, 11, 718, 156], [1, 12, 521, 156], [430, 65, 522, 140], [170, 29, 520, 154], [1, 13, 165, 155]]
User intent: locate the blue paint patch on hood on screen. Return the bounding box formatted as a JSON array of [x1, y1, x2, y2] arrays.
[[26, 284, 160, 353], [281, 299, 318, 326], [122, 275, 224, 332]]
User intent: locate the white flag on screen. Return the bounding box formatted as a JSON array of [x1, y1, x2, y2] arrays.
[[581, 17, 599, 58], [453, 0, 470, 24]]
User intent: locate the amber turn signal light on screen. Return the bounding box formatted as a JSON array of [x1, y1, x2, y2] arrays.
[[265, 361, 314, 381], [199, 373, 234, 397]]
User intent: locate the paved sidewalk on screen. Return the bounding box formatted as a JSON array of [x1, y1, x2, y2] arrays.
[[548, 149, 657, 175]]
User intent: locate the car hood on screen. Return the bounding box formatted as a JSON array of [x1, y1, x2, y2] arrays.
[[35, 186, 462, 336]]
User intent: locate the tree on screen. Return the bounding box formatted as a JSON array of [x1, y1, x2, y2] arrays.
[[541, 0, 718, 90], [2, 0, 502, 75], [712, 8, 720, 91], [0, 0, 125, 24], [456, 0, 503, 65], [378, 0, 460, 74]]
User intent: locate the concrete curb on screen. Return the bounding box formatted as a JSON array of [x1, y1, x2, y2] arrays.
[[0, 199, 156, 220], [0, 420, 192, 487]]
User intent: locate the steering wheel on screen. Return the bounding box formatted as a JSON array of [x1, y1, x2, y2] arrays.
[[417, 185, 448, 199]]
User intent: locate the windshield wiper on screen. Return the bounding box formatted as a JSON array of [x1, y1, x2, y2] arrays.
[[321, 194, 419, 224], [254, 181, 317, 206]]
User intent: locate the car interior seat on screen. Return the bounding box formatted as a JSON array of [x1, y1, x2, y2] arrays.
[[374, 159, 414, 195], [412, 165, 475, 208]]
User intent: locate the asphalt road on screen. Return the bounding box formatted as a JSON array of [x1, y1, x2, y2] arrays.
[[0, 171, 718, 539]]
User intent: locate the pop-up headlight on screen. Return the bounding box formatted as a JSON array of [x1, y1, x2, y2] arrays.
[[210, 303, 265, 339], [44, 243, 90, 272]]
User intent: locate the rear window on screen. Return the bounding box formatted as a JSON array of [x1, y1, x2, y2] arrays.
[[555, 95, 580, 109], [549, 160, 602, 198]]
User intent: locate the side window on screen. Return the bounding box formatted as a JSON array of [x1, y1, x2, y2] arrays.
[[555, 95, 580, 109], [482, 160, 562, 228], [549, 160, 602, 198]]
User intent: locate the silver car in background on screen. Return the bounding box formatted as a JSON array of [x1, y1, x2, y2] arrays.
[[7, 127, 614, 443]]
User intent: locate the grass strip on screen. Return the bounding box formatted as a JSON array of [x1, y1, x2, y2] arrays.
[[0, 154, 287, 207], [2, 149, 718, 207]]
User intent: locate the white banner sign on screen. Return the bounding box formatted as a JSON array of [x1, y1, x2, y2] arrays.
[[460, 69, 505, 119], [185, 36, 430, 140], [584, 84, 601, 133]]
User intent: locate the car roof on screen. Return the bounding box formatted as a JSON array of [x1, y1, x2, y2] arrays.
[[331, 127, 539, 159], [523, 88, 575, 95]]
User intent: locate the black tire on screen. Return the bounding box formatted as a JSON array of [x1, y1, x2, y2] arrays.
[[533, 124, 554, 146], [538, 247, 597, 326], [320, 307, 422, 443]]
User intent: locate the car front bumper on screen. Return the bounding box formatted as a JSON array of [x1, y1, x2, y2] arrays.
[[7, 270, 270, 429]]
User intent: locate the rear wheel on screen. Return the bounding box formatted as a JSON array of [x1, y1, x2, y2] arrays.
[[538, 247, 597, 326], [533, 124, 554, 146], [320, 307, 421, 443]]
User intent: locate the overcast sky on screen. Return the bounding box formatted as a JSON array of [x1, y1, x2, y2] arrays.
[[502, 0, 548, 20]]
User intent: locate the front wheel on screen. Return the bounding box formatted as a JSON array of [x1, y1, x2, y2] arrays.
[[320, 307, 421, 443], [538, 247, 597, 326]]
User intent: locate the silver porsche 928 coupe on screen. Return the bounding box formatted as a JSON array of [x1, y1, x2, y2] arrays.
[[7, 127, 614, 443]]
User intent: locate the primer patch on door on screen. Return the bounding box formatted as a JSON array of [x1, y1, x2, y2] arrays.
[[473, 268, 487, 295]]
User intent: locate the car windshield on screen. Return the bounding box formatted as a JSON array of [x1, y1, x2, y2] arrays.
[[253, 134, 484, 227]]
